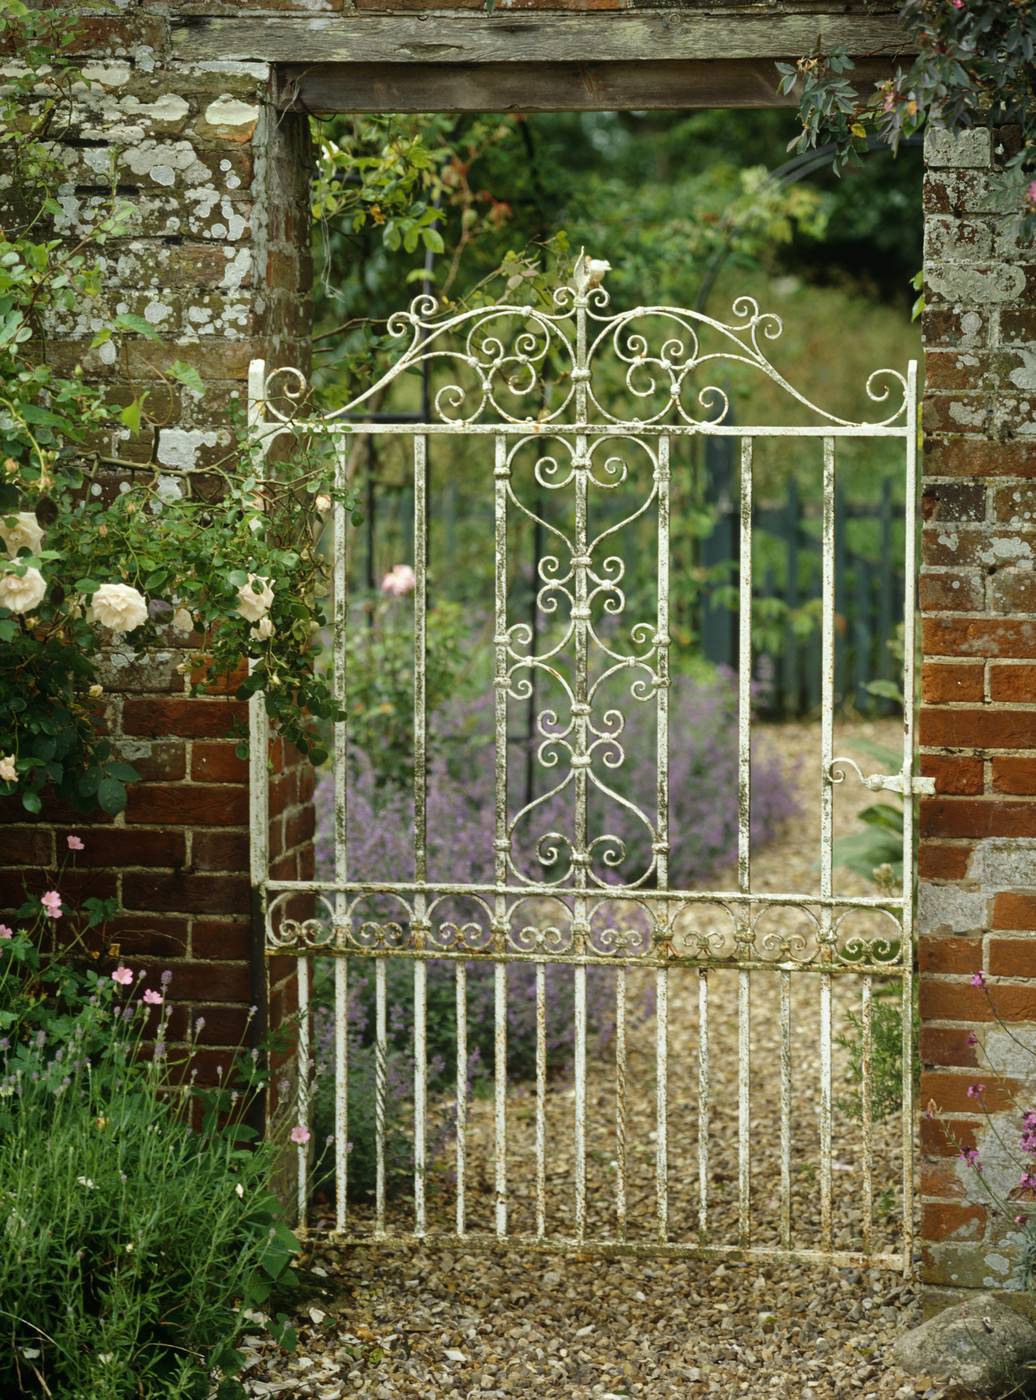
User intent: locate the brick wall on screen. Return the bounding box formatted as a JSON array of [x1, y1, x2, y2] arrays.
[[1, 12, 313, 1090], [919, 125, 1036, 1292]]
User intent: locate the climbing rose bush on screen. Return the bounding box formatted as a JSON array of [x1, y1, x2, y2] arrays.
[[0, 3, 355, 818]]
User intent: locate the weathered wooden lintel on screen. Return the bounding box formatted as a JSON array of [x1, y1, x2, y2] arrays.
[[277, 57, 899, 114], [174, 10, 910, 66]]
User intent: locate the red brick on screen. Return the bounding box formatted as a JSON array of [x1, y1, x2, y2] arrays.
[[190, 917, 252, 960], [989, 938, 1036, 976], [123, 697, 246, 739], [73, 828, 186, 868], [919, 570, 984, 612], [123, 870, 249, 915], [191, 741, 249, 783], [920, 797, 1036, 838], [126, 783, 248, 826], [284, 803, 315, 851], [922, 1070, 1019, 1113], [1001, 310, 1036, 347], [924, 616, 1036, 659], [919, 937, 983, 975], [0, 828, 53, 864], [123, 741, 187, 783], [920, 755, 984, 796], [921, 480, 987, 522], [920, 1201, 987, 1242], [992, 757, 1036, 795], [922, 662, 985, 704], [163, 1004, 253, 1047], [920, 1024, 980, 1069], [921, 1114, 981, 1158], [990, 663, 1036, 702], [991, 895, 1036, 931], [991, 571, 1036, 614], [921, 1160, 967, 1199], [192, 830, 249, 871], [919, 708, 1036, 750], [921, 976, 1036, 1023], [105, 915, 189, 958], [130, 959, 252, 1002], [992, 483, 1036, 522], [918, 842, 972, 879]]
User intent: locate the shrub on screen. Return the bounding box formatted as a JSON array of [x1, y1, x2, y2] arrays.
[[835, 980, 920, 1122], [0, 886, 299, 1399]]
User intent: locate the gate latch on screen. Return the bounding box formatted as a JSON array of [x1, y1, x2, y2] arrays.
[[830, 757, 936, 797]]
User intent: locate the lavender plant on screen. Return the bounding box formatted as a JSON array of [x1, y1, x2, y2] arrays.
[[310, 666, 795, 1198]]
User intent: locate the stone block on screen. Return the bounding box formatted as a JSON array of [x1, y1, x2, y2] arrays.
[[893, 1292, 1036, 1394], [924, 126, 993, 171]]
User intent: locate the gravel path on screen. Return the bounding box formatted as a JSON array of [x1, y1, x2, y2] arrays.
[[241, 719, 956, 1399]]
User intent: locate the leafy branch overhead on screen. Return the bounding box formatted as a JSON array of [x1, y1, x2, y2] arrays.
[[780, 0, 1035, 223]]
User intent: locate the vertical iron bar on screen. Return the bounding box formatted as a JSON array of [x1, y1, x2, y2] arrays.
[[574, 964, 587, 1242], [819, 435, 836, 1251], [494, 961, 508, 1238], [332, 436, 349, 1232], [656, 965, 669, 1243], [412, 435, 428, 1236], [779, 969, 792, 1250], [900, 360, 919, 1273], [493, 434, 510, 1240], [535, 961, 547, 1238], [375, 956, 387, 1237], [455, 963, 467, 1236], [615, 966, 627, 1241], [861, 975, 874, 1254], [698, 968, 709, 1241], [737, 437, 753, 1248], [296, 956, 310, 1230], [245, 358, 272, 1153]]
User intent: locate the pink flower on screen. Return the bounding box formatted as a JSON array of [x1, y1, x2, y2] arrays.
[[290, 1124, 311, 1146], [66, 835, 85, 851], [951, 0, 963, 8], [961, 1147, 980, 1168], [40, 890, 62, 919], [970, 971, 986, 989], [1027, 180, 1036, 209], [142, 989, 163, 1006], [967, 1083, 985, 1098], [0, 924, 12, 940], [111, 966, 134, 987], [966, 1031, 978, 1046], [1015, 1214, 1027, 1225], [381, 563, 416, 598]]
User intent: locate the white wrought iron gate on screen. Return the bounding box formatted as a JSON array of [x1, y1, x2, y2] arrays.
[[249, 255, 928, 1271]]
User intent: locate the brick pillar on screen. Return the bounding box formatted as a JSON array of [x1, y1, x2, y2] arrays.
[[919, 125, 1036, 1294], [0, 20, 313, 1090]]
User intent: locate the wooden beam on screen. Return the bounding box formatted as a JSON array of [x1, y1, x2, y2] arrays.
[[278, 57, 899, 113], [174, 10, 911, 66]]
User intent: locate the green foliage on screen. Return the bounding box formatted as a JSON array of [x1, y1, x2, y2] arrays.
[[343, 594, 470, 789], [0, 890, 300, 1398], [0, 1, 356, 815], [836, 981, 919, 1122], [779, 0, 1036, 225]]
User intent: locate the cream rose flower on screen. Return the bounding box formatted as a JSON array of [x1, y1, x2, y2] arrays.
[[251, 615, 274, 641], [0, 754, 16, 783], [171, 607, 194, 635], [89, 583, 148, 634], [0, 512, 43, 559], [315, 494, 332, 516], [0, 566, 46, 615], [237, 574, 274, 622]]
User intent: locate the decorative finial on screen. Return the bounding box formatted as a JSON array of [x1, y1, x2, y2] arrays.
[[572, 249, 611, 295]]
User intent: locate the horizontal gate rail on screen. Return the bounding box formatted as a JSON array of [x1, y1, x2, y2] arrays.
[[249, 254, 922, 1273]]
